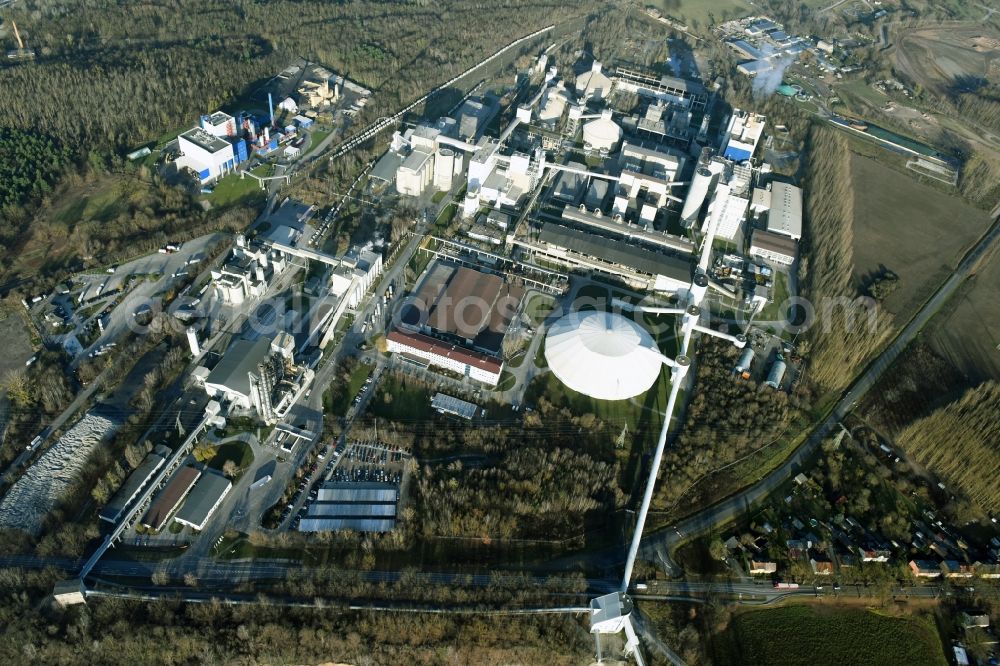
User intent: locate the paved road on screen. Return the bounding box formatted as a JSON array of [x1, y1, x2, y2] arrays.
[[640, 213, 1000, 570]]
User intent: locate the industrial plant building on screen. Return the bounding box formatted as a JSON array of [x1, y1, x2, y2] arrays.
[[400, 263, 524, 356], [517, 222, 691, 293], [328, 247, 383, 309], [142, 466, 201, 531], [173, 471, 233, 531], [575, 61, 614, 100], [177, 125, 240, 184], [386, 330, 503, 386], [719, 109, 765, 162], [752, 181, 802, 240], [202, 335, 314, 424], [611, 66, 708, 111], [98, 444, 173, 524], [211, 235, 290, 306], [545, 310, 665, 400], [750, 229, 798, 266]]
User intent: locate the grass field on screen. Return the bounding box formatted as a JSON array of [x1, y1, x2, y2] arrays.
[[325, 363, 372, 415], [755, 270, 790, 324], [655, 0, 752, 27], [523, 292, 556, 326], [369, 373, 434, 423], [928, 248, 1000, 381], [849, 154, 991, 321], [0, 307, 35, 377], [709, 605, 948, 666], [208, 440, 254, 480], [203, 171, 264, 209]]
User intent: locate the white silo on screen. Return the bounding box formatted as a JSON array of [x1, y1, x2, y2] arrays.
[[765, 357, 787, 389], [734, 347, 754, 375], [462, 186, 480, 218], [582, 110, 622, 152], [433, 148, 456, 191], [681, 148, 716, 228]]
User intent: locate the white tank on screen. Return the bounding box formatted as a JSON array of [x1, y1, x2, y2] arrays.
[[734, 347, 754, 374], [433, 148, 456, 191], [765, 359, 787, 389], [582, 112, 622, 152], [462, 186, 480, 218], [680, 167, 713, 228]]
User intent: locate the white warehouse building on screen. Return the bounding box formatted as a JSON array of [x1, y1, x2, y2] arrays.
[[176, 127, 236, 183]]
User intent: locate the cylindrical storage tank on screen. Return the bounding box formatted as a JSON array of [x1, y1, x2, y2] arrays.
[[680, 167, 713, 228], [582, 116, 622, 152], [462, 186, 479, 218], [433, 148, 456, 191], [765, 359, 787, 389], [734, 347, 754, 374]]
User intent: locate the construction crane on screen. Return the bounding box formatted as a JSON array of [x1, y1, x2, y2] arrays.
[[6, 19, 35, 60]]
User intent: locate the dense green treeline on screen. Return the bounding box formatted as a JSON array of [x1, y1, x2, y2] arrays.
[[801, 128, 893, 391], [896, 382, 1000, 513], [0, 128, 71, 213]]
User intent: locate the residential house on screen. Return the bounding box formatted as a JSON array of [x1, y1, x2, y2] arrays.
[[909, 559, 942, 578], [810, 559, 834, 576], [943, 561, 975, 578], [976, 562, 1000, 579], [749, 560, 777, 575], [858, 546, 891, 563]]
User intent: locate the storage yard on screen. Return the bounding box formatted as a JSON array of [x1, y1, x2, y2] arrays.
[[0, 410, 119, 534]]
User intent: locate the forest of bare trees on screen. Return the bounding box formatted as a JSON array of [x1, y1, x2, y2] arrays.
[[896, 382, 1000, 513], [800, 128, 893, 391], [653, 339, 792, 510], [0, 567, 593, 666], [0, 1, 592, 154]]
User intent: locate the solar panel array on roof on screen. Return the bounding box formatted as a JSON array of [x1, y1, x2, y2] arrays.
[[308, 503, 397, 517], [431, 392, 479, 419], [316, 483, 398, 503], [299, 518, 396, 532], [302, 482, 399, 533]]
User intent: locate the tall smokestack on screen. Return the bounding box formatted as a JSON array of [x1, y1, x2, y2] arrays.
[[268, 93, 275, 127]]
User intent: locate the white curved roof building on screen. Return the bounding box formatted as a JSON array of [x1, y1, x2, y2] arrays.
[[545, 310, 663, 400], [583, 111, 623, 152]]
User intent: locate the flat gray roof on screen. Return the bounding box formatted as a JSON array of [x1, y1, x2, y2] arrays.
[[174, 471, 231, 529], [751, 229, 799, 257], [307, 503, 397, 517], [99, 449, 167, 523], [299, 517, 396, 532], [371, 151, 403, 183], [431, 392, 479, 419], [400, 149, 432, 173], [537, 223, 691, 283], [180, 127, 230, 154], [767, 181, 802, 238], [317, 482, 398, 503], [302, 481, 399, 532], [205, 338, 272, 397]]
